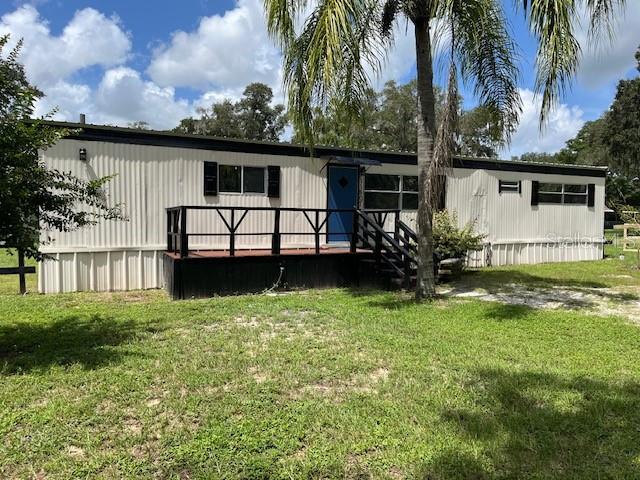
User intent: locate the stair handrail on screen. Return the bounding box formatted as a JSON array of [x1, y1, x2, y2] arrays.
[[355, 210, 417, 264]]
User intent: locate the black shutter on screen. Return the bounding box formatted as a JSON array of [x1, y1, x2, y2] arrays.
[[204, 161, 217, 196], [587, 183, 595, 207], [498, 180, 503, 194], [531, 180, 539, 206], [268, 165, 280, 198], [518, 180, 522, 194]]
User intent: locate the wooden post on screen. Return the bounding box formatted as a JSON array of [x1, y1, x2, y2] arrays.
[[403, 253, 411, 289], [315, 210, 320, 254], [230, 209, 236, 256], [374, 228, 382, 268], [179, 207, 188, 258], [18, 249, 26, 295], [350, 210, 358, 253], [394, 212, 400, 242], [272, 208, 281, 255], [166, 210, 172, 252]]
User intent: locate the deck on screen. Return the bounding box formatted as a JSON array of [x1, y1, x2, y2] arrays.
[[163, 206, 417, 299]]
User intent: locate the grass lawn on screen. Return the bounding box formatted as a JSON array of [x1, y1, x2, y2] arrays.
[[1, 248, 640, 478]]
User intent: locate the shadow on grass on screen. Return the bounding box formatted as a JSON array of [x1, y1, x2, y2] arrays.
[[461, 269, 610, 289], [420, 368, 640, 479], [0, 314, 158, 374]]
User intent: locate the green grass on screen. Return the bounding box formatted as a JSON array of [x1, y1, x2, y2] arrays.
[[1, 247, 640, 478], [456, 232, 640, 291], [0, 249, 37, 295]]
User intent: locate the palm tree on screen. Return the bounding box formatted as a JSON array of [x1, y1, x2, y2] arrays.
[[264, 0, 624, 299]]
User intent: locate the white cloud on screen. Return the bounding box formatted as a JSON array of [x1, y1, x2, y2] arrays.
[[148, 0, 281, 92], [32, 80, 92, 120], [94, 67, 191, 128], [504, 89, 585, 158], [0, 5, 131, 88], [32, 68, 193, 129], [576, 1, 640, 88]]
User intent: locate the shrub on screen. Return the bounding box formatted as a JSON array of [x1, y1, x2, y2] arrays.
[[432, 210, 485, 263]]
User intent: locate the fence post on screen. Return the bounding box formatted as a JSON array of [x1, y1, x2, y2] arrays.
[[272, 208, 281, 255], [18, 249, 26, 294], [229, 209, 236, 257], [179, 207, 188, 258], [350, 210, 358, 253]]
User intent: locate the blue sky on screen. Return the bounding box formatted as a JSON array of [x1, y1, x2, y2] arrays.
[[1, 0, 638, 157]]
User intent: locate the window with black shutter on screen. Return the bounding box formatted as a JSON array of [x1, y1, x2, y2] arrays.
[[203, 161, 217, 196]]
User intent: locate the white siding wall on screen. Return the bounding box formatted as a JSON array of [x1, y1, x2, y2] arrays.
[[365, 164, 604, 267], [38, 139, 606, 293], [39, 140, 329, 293]]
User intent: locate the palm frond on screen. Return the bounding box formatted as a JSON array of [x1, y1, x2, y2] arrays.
[[442, 0, 521, 143], [271, 0, 389, 145], [263, 0, 310, 48], [381, 0, 400, 38], [522, 0, 579, 125], [431, 57, 458, 208], [585, 0, 625, 40]]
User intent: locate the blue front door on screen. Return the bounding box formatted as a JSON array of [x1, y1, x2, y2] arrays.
[[327, 166, 359, 242]]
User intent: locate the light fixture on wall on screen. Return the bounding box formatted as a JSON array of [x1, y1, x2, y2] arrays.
[[79, 148, 87, 162]]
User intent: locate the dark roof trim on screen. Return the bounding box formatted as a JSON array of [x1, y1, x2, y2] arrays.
[[38, 120, 607, 178]]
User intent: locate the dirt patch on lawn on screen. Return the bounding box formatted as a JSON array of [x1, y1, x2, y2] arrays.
[[439, 282, 640, 322], [289, 366, 391, 401]]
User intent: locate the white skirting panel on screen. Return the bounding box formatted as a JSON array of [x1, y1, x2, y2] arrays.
[[38, 249, 165, 294], [466, 241, 604, 268], [38, 241, 604, 293]]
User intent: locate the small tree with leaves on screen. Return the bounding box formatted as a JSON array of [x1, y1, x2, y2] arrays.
[[0, 35, 124, 260]]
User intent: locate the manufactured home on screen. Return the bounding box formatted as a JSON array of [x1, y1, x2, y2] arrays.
[[37, 121, 606, 297]]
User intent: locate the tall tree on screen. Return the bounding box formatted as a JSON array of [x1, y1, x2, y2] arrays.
[[603, 45, 640, 177], [377, 80, 421, 152], [237, 82, 287, 141], [458, 106, 504, 158], [0, 35, 123, 260], [174, 83, 286, 141], [553, 119, 610, 167], [264, 0, 619, 298]]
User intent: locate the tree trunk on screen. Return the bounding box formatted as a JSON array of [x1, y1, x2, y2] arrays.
[[414, 16, 438, 300]]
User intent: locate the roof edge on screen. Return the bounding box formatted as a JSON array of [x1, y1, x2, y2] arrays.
[[32, 120, 608, 177]]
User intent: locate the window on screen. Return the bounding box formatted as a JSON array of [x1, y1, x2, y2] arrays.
[[243, 167, 266, 194], [499, 180, 520, 194], [402, 175, 418, 210], [218, 165, 266, 194], [364, 174, 419, 210], [538, 182, 588, 205], [219, 165, 242, 193]]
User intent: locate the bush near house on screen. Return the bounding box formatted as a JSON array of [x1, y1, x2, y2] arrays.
[[433, 210, 485, 265]]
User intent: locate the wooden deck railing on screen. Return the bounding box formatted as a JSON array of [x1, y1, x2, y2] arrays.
[[166, 206, 403, 258]]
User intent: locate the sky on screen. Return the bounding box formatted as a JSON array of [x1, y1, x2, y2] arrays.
[[0, 0, 638, 158]]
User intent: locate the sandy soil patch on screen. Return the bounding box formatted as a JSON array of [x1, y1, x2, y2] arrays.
[[439, 282, 640, 322]]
